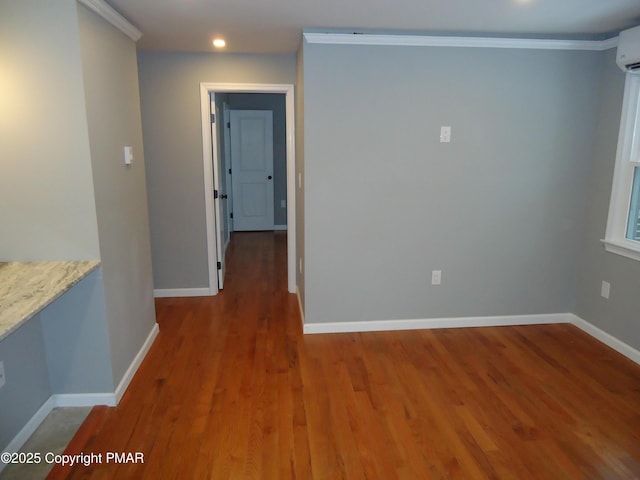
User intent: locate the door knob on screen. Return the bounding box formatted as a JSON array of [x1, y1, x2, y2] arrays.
[[267, 175, 273, 180], [221, 194, 228, 199]]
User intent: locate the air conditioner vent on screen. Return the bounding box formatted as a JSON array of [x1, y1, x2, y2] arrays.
[[617, 25, 640, 73], [626, 62, 640, 72]]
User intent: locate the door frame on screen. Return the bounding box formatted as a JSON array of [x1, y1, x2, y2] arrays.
[[199, 83, 296, 295]]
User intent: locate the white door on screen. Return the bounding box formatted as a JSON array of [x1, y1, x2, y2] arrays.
[[223, 103, 233, 238], [230, 110, 274, 231], [211, 97, 229, 288]]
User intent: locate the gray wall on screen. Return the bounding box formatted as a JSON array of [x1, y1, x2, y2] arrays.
[[0, 0, 100, 261], [228, 93, 288, 226], [0, 271, 114, 450], [302, 41, 602, 324], [575, 49, 640, 352], [0, 0, 159, 450], [0, 317, 50, 450], [41, 270, 113, 393], [77, 4, 157, 385], [138, 52, 296, 290], [0, 0, 100, 450]]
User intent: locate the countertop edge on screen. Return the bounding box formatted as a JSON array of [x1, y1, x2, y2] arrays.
[[0, 261, 101, 342]]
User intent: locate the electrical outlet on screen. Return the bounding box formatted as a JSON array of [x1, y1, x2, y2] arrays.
[[299, 258, 303, 275], [601, 281, 611, 299], [431, 270, 442, 285], [0, 361, 5, 389]]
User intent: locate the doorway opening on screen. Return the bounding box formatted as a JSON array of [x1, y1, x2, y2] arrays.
[[199, 83, 296, 295]]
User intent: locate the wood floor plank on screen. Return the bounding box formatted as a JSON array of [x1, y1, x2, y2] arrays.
[[52, 232, 640, 480]]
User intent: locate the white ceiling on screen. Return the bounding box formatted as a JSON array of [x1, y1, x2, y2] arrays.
[[106, 0, 640, 54]]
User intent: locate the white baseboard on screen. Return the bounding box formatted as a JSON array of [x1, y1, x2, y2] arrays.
[[2, 311, 634, 474], [303, 313, 572, 334], [154, 287, 212, 298], [115, 323, 159, 403], [302, 312, 640, 367], [50, 323, 160, 407], [569, 314, 640, 365], [296, 286, 305, 328], [0, 392, 116, 472], [0, 323, 160, 466], [54, 393, 116, 407], [0, 396, 56, 471]]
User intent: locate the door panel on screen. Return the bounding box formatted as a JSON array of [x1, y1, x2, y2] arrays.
[[239, 182, 269, 217], [211, 96, 228, 288], [230, 110, 274, 231]]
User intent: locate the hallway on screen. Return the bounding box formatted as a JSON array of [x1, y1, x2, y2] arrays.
[[51, 231, 303, 479]]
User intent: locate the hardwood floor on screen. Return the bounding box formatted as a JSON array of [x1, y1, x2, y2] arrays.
[[50, 232, 640, 479]]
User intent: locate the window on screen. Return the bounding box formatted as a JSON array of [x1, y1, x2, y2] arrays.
[[603, 74, 640, 261], [627, 167, 640, 241]]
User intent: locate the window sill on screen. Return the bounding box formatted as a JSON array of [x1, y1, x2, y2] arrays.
[[601, 238, 640, 262]]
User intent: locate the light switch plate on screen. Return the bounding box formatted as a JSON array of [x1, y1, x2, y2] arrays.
[[440, 126, 451, 143], [124, 146, 133, 165]]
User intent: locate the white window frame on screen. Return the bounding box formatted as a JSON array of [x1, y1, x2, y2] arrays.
[[603, 73, 640, 261]]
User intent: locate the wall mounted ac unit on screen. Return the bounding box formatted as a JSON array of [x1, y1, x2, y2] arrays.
[[617, 25, 640, 74]]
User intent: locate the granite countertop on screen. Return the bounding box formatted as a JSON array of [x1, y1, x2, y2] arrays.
[[0, 260, 101, 341]]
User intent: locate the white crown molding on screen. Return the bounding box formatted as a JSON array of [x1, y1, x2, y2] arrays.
[[77, 0, 142, 42], [600, 36, 619, 50], [303, 32, 618, 51]]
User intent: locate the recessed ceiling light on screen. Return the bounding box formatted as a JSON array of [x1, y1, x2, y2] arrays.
[[213, 38, 226, 48]]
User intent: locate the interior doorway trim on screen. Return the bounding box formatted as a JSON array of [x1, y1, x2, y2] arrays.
[[199, 82, 296, 295]]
